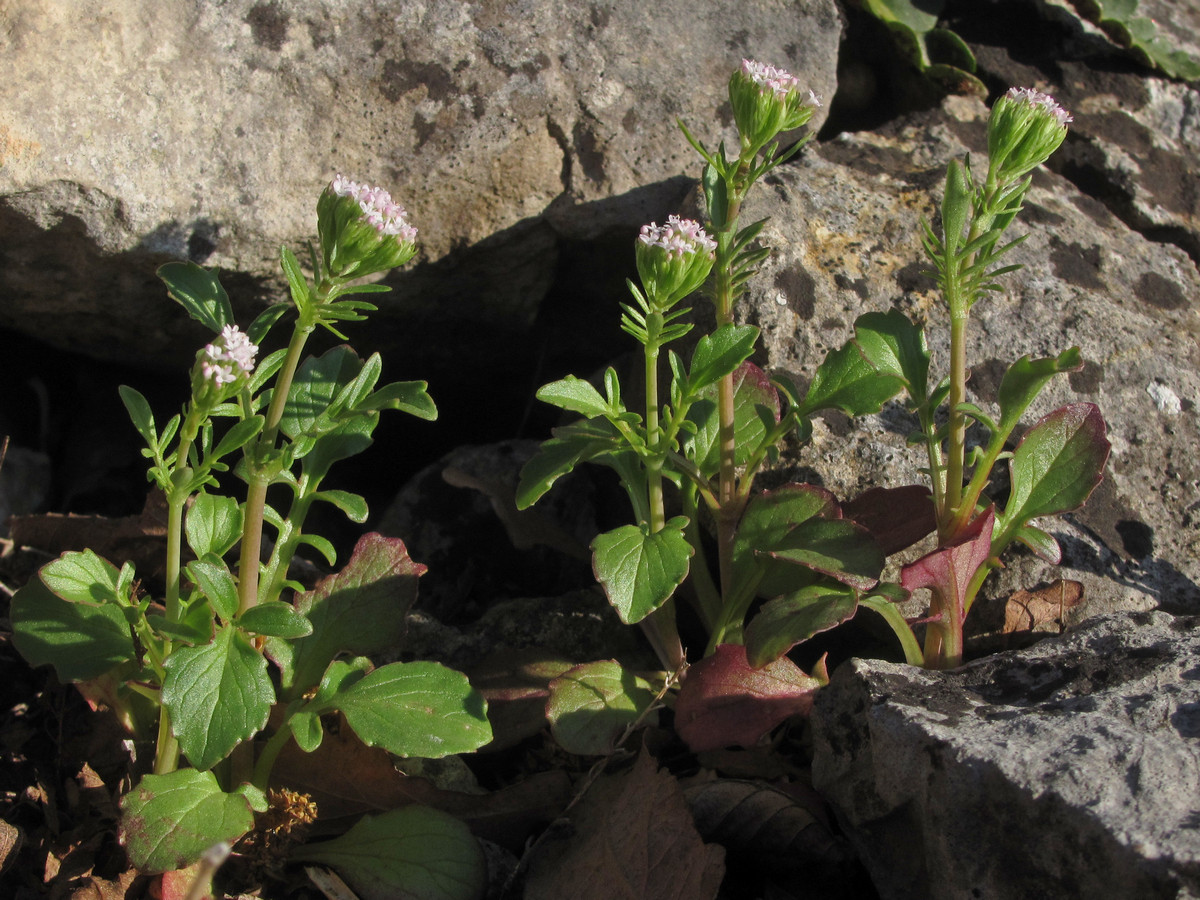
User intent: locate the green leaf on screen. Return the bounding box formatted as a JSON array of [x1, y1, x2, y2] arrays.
[[38, 550, 124, 605], [996, 348, 1082, 437], [185, 557, 239, 623], [281, 245, 312, 310], [211, 415, 264, 460], [291, 805, 486, 900], [302, 417, 377, 481], [1075, 0, 1200, 79], [361, 380, 439, 421], [535, 375, 611, 419], [997, 403, 1109, 547], [799, 340, 905, 418], [161, 624, 275, 770], [703, 162, 728, 229], [853, 309, 931, 403], [744, 584, 858, 668], [591, 517, 693, 625], [297, 533, 338, 566], [157, 261, 234, 333], [279, 346, 364, 440], [246, 303, 291, 346], [687, 362, 779, 475], [546, 660, 658, 756], [185, 492, 244, 559], [266, 533, 425, 699], [119, 385, 157, 447], [768, 517, 884, 591], [732, 484, 839, 588], [516, 419, 622, 509], [323, 661, 492, 757], [120, 769, 257, 873], [686, 324, 760, 394], [313, 489, 370, 523], [238, 601, 313, 638], [10, 578, 137, 682]]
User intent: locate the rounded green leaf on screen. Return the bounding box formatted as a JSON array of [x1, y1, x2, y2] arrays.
[[186, 492, 244, 559], [162, 625, 275, 771], [745, 585, 858, 668], [39, 550, 122, 605], [157, 261, 233, 333], [120, 769, 255, 874], [291, 805, 485, 900], [547, 660, 658, 756], [591, 518, 693, 625], [238, 601, 313, 639], [535, 375, 610, 419], [329, 661, 492, 758], [10, 578, 136, 682]]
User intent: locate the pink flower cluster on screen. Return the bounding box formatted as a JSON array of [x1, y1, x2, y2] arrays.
[[639, 215, 717, 258], [740, 59, 821, 107], [331, 174, 418, 242], [1004, 87, 1072, 126], [201, 325, 258, 386]]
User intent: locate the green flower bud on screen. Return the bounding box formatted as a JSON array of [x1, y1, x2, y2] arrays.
[[317, 175, 418, 279], [636, 216, 717, 309], [987, 88, 1072, 184], [729, 59, 821, 157]]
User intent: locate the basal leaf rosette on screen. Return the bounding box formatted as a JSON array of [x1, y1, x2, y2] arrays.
[[729, 59, 821, 157], [987, 87, 1072, 183], [317, 174, 418, 279]]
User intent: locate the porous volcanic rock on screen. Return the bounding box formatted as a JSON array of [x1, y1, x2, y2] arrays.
[[0, 0, 840, 371], [810, 611, 1200, 900], [732, 88, 1200, 621]]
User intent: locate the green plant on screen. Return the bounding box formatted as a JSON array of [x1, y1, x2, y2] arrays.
[[10, 177, 493, 895], [517, 65, 1108, 754]]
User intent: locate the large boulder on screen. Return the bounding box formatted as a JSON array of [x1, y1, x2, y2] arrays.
[[810, 611, 1200, 900], [0, 0, 840, 372]]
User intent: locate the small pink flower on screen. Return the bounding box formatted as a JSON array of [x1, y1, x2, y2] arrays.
[[1003, 87, 1073, 126], [639, 215, 717, 259], [331, 174, 418, 242], [200, 325, 258, 386]]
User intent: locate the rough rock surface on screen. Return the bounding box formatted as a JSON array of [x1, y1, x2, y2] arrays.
[[732, 89, 1200, 620], [811, 611, 1200, 900], [0, 0, 840, 370]]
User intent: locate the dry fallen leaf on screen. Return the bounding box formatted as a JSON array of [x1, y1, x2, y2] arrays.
[[1003, 579, 1084, 636], [270, 715, 571, 849], [523, 748, 725, 900]]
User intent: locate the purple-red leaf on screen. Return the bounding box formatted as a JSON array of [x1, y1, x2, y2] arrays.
[[900, 506, 996, 626], [674, 645, 822, 753], [843, 484, 937, 555]]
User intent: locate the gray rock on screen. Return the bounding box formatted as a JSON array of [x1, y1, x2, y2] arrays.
[[733, 90, 1200, 619], [0, 0, 840, 371], [811, 611, 1200, 900]]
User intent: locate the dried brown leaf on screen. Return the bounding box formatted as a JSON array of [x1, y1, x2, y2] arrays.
[[270, 717, 570, 849], [1003, 579, 1084, 636], [524, 748, 725, 900]]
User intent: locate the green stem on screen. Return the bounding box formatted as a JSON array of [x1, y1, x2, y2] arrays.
[[860, 597, 925, 667], [236, 319, 315, 617], [942, 309, 970, 541], [153, 711, 181, 774]]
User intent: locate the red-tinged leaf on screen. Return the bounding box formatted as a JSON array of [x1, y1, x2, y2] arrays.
[[843, 484, 937, 555], [266, 533, 426, 698], [901, 506, 996, 627], [524, 748, 724, 900], [470, 651, 577, 751], [674, 645, 823, 753]]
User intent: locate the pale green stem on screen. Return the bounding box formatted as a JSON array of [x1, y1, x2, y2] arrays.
[[236, 319, 315, 617], [942, 309, 970, 542], [251, 717, 296, 791]]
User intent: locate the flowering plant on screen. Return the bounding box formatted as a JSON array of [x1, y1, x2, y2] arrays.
[[518, 67, 1108, 753], [9, 179, 492, 893]]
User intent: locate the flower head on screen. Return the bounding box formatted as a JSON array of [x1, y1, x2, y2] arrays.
[[199, 324, 258, 387], [636, 215, 716, 308], [987, 87, 1072, 183], [729, 59, 821, 156], [318, 175, 418, 279]]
